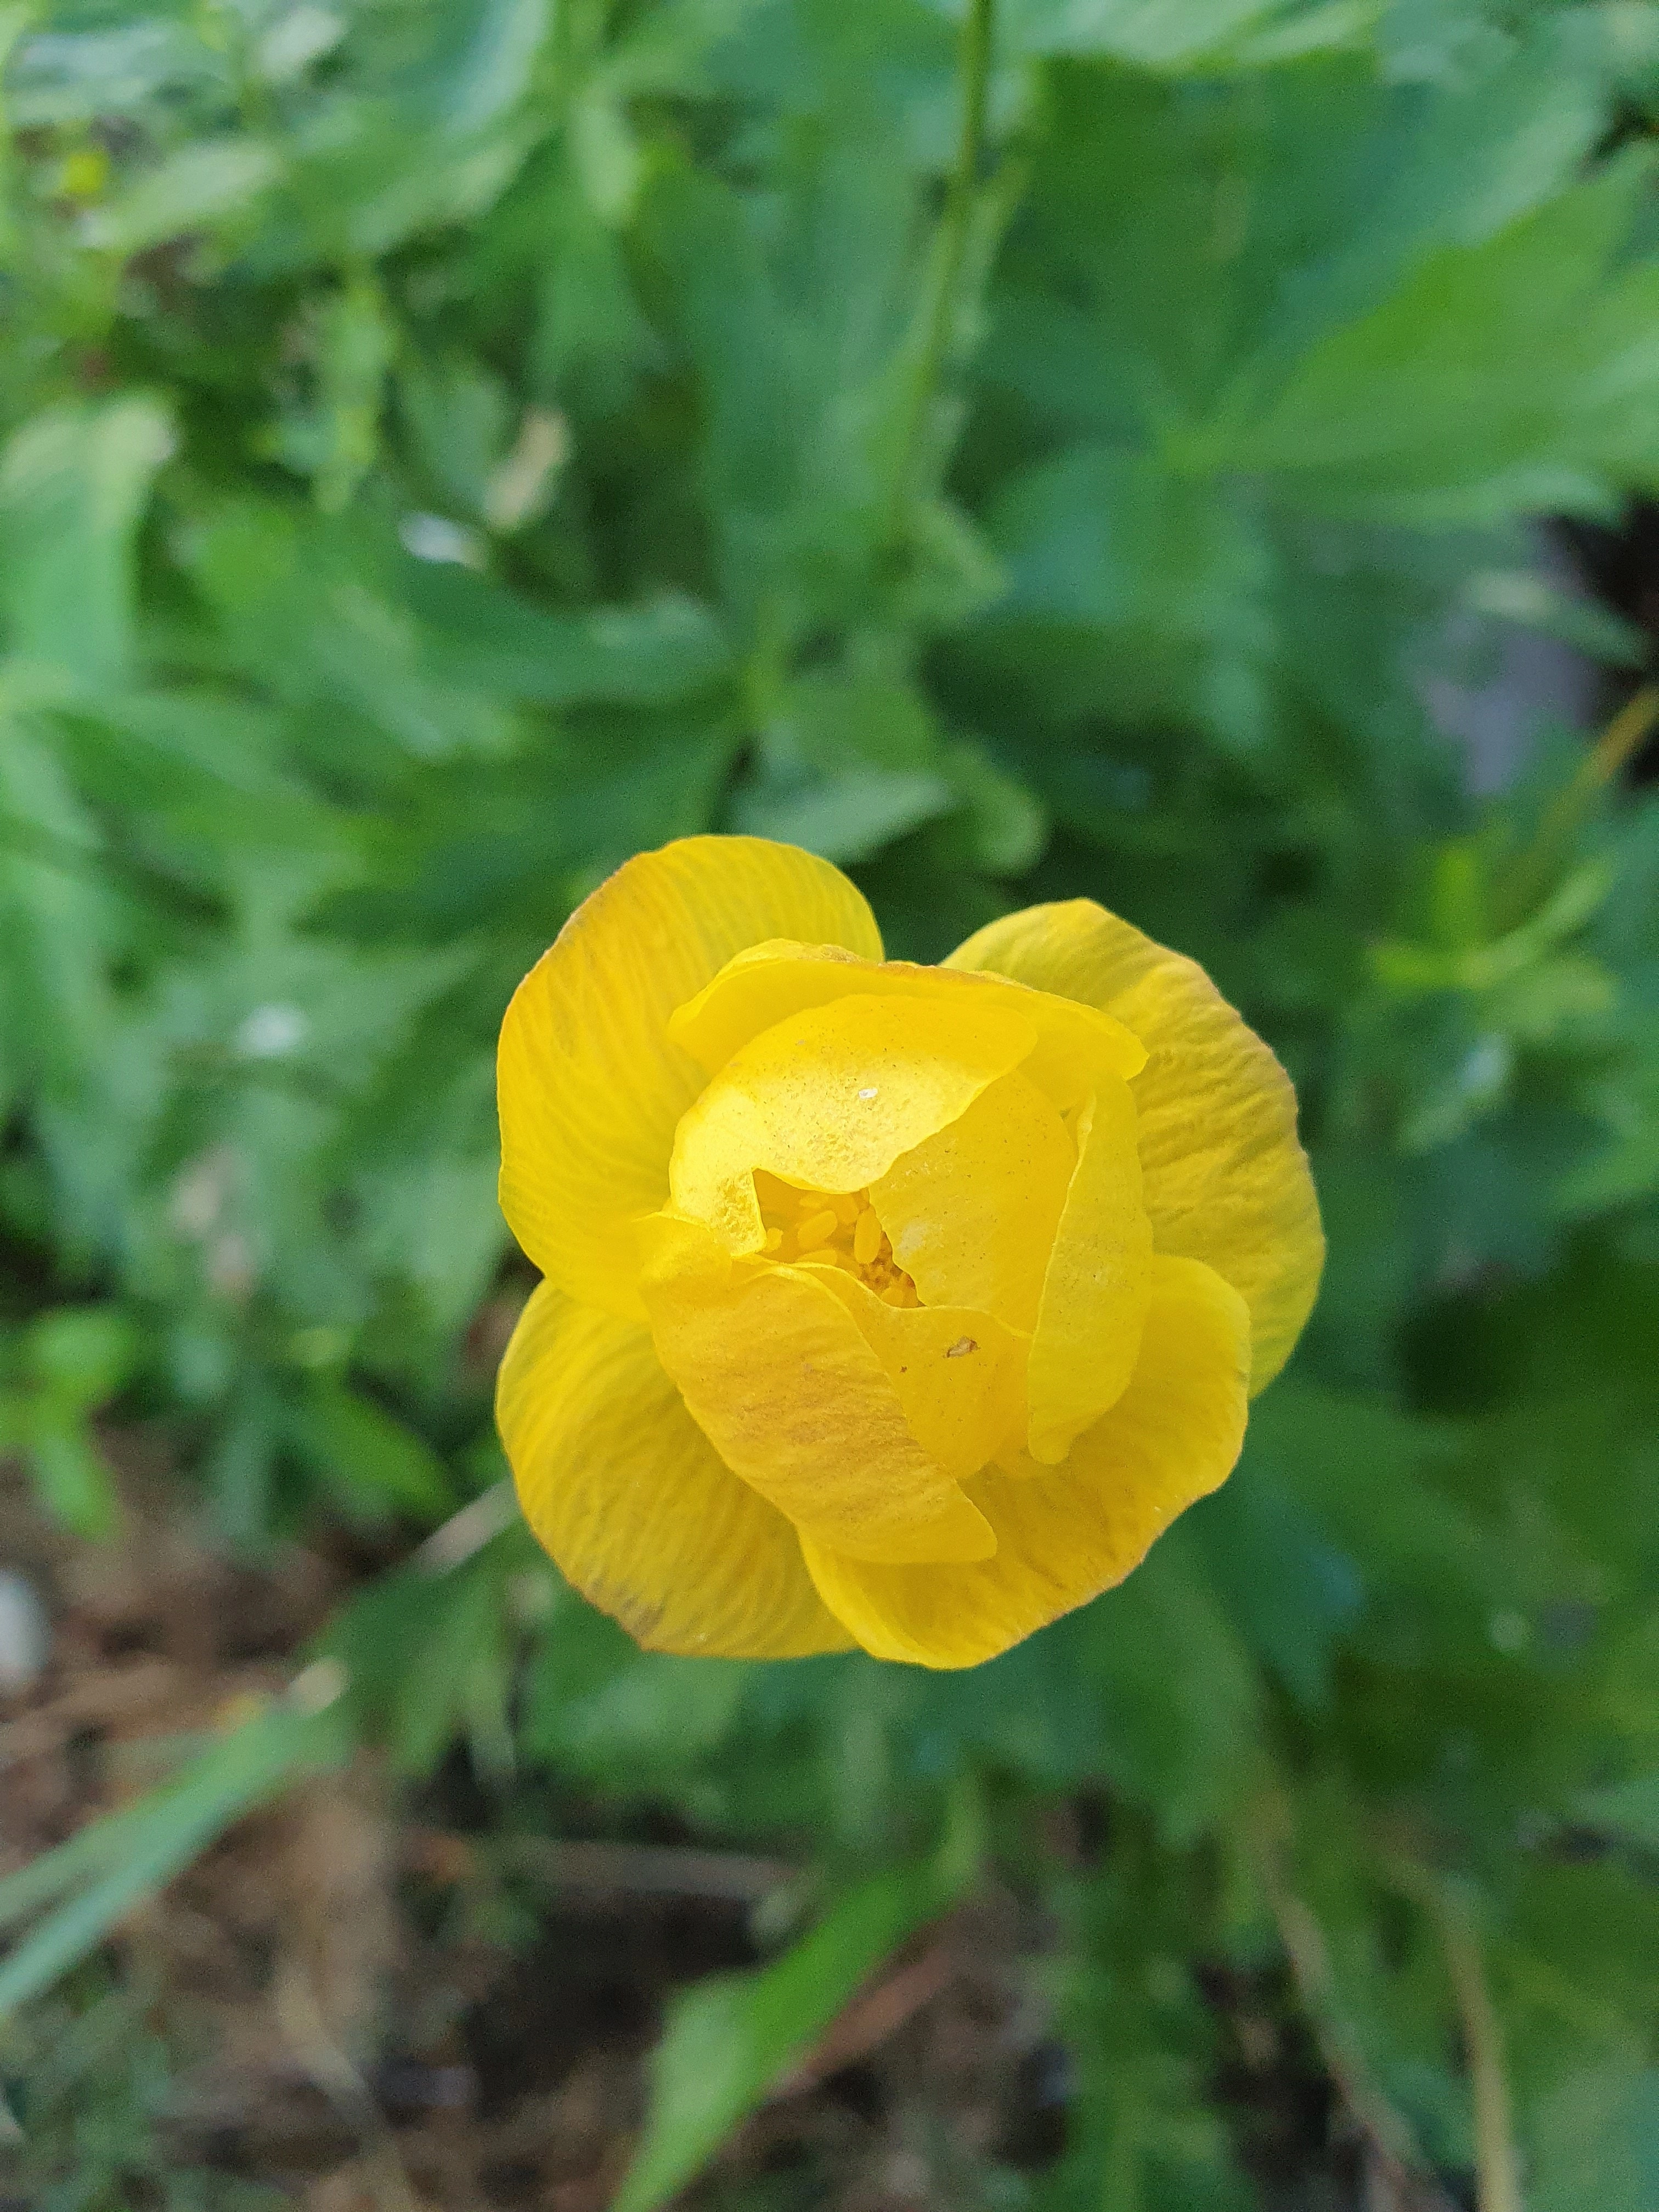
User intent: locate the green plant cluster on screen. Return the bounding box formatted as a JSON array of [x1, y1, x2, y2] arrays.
[[4, 0, 1659, 2204]]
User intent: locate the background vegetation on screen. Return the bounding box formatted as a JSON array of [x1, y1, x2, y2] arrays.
[[4, 0, 1659, 2205]]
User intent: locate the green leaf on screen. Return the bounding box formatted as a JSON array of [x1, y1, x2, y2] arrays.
[[522, 1601, 756, 1793], [644, 120, 927, 637], [1526, 2065, 1659, 2212], [1213, 155, 1659, 518], [614, 1838, 974, 2212], [730, 662, 977, 861], [179, 499, 514, 760], [79, 138, 281, 255], [0, 718, 104, 1054], [22, 1307, 137, 1406], [0, 1676, 349, 2019], [3, 13, 229, 128], [22, 1421, 121, 1542], [1190, 1460, 1363, 1707], [324, 1519, 532, 1779], [732, 764, 953, 861], [1081, 1523, 1263, 1839], [973, 443, 1272, 747], [1575, 1775, 1659, 1852], [286, 1380, 453, 1522], [405, 567, 734, 708], [988, 30, 1642, 520], [0, 399, 172, 680], [999, 0, 1373, 67]]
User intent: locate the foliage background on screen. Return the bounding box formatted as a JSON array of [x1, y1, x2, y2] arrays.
[[4, 0, 1659, 2204]]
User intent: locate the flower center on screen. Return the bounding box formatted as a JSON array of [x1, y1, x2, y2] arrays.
[[753, 1170, 919, 1307]]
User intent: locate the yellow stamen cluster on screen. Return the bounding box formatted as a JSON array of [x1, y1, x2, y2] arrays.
[[754, 1172, 919, 1306]]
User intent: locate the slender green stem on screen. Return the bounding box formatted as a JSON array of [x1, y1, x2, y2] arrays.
[[1389, 1860, 1523, 2212], [1494, 681, 1657, 930], [888, 0, 996, 548], [1254, 1809, 1460, 2211]]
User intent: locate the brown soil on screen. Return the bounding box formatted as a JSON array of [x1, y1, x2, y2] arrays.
[[0, 1448, 1069, 2211]]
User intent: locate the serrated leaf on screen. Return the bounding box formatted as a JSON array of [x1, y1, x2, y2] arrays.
[[732, 764, 955, 860], [1212, 156, 1659, 519], [974, 443, 1272, 746]]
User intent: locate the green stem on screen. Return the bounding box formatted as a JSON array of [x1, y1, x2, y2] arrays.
[[1389, 1861, 1523, 2212], [888, 0, 996, 549], [1494, 682, 1657, 930], [1254, 1810, 1460, 2210]]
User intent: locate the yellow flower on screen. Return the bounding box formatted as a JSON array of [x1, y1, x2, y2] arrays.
[[495, 837, 1323, 1669]]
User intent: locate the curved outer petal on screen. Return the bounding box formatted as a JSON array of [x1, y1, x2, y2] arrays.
[[947, 901, 1323, 1393], [498, 839, 881, 1320], [870, 1071, 1074, 1333], [498, 1280, 850, 1658], [669, 994, 1039, 1255], [668, 940, 1146, 1106], [809, 1265, 1029, 1482], [1026, 1074, 1153, 1463], [640, 1215, 997, 1565], [799, 1255, 1250, 1669]]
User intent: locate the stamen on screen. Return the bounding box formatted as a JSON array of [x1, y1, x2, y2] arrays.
[[796, 1208, 838, 1252], [853, 1208, 882, 1266], [763, 1227, 784, 1253]]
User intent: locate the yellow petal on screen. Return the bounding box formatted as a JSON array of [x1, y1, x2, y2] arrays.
[[639, 1212, 996, 1565], [498, 1279, 850, 1658], [1026, 1074, 1154, 1463], [498, 839, 881, 1321], [947, 901, 1322, 1392], [810, 1265, 1029, 1481], [799, 1255, 1249, 1668], [668, 992, 1039, 1256], [668, 940, 1146, 1103], [869, 1071, 1074, 1333]]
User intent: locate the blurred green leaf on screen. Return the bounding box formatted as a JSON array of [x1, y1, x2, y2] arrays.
[[79, 138, 281, 255], [1576, 1775, 1659, 1852], [1526, 2064, 1659, 2212], [19, 1422, 121, 1541], [22, 1307, 136, 1403], [0, 1674, 349, 2020], [614, 1833, 974, 2212], [1214, 154, 1659, 518], [286, 1378, 453, 1523], [0, 398, 171, 679]]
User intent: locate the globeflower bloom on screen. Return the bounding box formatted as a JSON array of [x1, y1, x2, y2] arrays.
[[496, 837, 1322, 1668]]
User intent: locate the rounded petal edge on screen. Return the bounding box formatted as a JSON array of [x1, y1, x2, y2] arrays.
[[498, 838, 882, 1320], [800, 1254, 1250, 1668], [498, 1278, 852, 1658], [638, 1213, 996, 1566], [947, 900, 1322, 1393]]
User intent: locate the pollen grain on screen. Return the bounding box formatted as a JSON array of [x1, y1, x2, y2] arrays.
[[752, 1170, 919, 1305]]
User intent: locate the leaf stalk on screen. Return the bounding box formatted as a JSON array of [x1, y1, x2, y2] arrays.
[[888, 0, 996, 549]]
